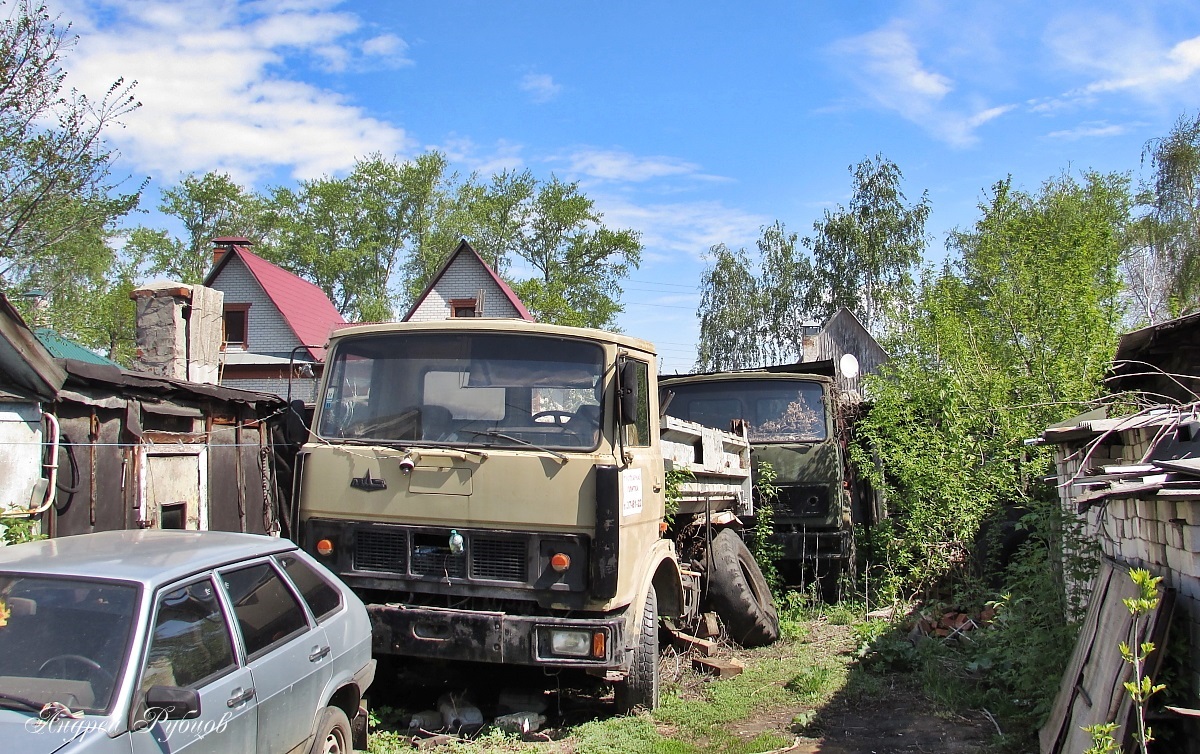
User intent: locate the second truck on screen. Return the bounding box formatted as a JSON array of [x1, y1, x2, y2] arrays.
[[660, 365, 886, 599], [289, 319, 779, 710]]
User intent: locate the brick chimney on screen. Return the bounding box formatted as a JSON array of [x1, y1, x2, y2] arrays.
[[130, 282, 224, 384], [211, 236, 250, 270]]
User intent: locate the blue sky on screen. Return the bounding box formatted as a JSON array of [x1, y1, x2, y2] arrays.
[[51, 0, 1200, 372]]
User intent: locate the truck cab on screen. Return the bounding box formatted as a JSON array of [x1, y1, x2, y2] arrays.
[[660, 370, 874, 597], [291, 320, 771, 710]]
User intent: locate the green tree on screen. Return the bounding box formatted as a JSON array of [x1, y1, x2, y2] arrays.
[[455, 168, 537, 276], [508, 176, 641, 329], [858, 170, 1129, 593], [262, 152, 462, 322], [1141, 110, 1200, 317], [127, 172, 265, 284], [695, 243, 765, 370], [0, 0, 141, 331], [804, 154, 930, 334], [695, 155, 926, 370]]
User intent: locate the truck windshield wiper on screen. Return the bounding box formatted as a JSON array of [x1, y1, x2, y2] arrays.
[[0, 692, 46, 714], [465, 430, 566, 463]]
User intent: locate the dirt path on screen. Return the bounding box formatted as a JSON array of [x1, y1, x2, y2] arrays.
[[678, 620, 995, 754]]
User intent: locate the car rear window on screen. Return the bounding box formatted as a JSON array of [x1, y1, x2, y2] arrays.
[[277, 554, 342, 623]]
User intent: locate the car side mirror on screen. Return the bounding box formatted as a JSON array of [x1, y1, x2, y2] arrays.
[[144, 685, 201, 720]]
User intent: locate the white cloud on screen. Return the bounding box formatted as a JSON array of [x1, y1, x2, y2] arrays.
[[51, 0, 413, 183], [433, 136, 526, 176], [831, 21, 1013, 147], [597, 197, 769, 261], [1084, 35, 1200, 95], [519, 73, 562, 103], [560, 149, 705, 183], [1047, 122, 1131, 140], [362, 33, 411, 65]]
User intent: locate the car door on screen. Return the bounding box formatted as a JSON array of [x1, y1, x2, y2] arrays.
[[129, 575, 257, 754], [218, 559, 332, 754]]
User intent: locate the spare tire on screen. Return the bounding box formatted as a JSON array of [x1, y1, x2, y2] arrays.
[[704, 528, 780, 647]]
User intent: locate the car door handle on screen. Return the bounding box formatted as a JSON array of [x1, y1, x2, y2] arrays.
[[309, 645, 331, 662], [227, 687, 255, 708]]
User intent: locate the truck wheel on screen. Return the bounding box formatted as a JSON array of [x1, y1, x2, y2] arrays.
[[615, 585, 659, 713], [309, 706, 352, 754], [705, 528, 779, 648]]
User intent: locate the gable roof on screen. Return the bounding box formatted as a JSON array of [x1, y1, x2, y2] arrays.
[[34, 328, 121, 367], [0, 293, 66, 400], [402, 239, 533, 322], [204, 241, 345, 360]]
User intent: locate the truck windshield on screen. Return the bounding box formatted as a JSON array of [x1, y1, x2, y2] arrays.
[[318, 332, 605, 450], [664, 379, 827, 442]]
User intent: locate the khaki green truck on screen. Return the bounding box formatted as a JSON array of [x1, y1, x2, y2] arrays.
[[660, 368, 885, 599], [290, 320, 778, 710]]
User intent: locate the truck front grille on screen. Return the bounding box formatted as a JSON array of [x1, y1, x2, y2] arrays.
[[775, 485, 832, 518], [472, 539, 527, 582], [353, 525, 527, 583], [355, 528, 409, 572]]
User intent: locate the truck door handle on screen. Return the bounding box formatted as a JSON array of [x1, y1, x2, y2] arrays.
[[310, 645, 331, 662], [227, 687, 255, 707]]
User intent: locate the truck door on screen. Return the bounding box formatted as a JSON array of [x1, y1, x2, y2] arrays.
[[616, 358, 662, 575]]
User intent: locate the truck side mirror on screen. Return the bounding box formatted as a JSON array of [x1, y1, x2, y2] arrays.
[[618, 361, 638, 426], [285, 399, 309, 445]]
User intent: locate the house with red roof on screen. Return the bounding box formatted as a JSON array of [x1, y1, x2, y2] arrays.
[[403, 239, 534, 322], [203, 237, 345, 402]]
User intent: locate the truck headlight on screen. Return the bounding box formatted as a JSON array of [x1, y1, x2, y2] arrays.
[[549, 629, 593, 657]]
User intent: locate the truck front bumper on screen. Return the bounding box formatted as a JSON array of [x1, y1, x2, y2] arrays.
[[774, 529, 850, 561], [368, 603, 627, 670]]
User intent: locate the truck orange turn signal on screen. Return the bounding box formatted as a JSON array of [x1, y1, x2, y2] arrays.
[[316, 539, 334, 556], [592, 631, 606, 658], [550, 553, 571, 572]]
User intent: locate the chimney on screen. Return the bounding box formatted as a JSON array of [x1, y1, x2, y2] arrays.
[[211, 236, 250, 270], [130, 282, 224, 384]]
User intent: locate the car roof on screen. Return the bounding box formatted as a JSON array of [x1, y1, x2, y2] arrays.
[[0, 530, 297, 589]]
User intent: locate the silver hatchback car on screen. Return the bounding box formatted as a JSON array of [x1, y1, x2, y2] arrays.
[[0, 530, 375, 753]]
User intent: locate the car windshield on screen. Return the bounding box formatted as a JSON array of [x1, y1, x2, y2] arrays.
[[318, 332, 605, 451], [664, 378, 827, 442], [0, 575, 138, 714]]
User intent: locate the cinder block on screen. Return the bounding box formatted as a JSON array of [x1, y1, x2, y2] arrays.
[[1138, 499, 1156, 519], [1185, 525, 1200, 554], [1169, 523, 1186, 550], [1179, 574, 1200, 600], [1167, 545, 1184, 574], [1159, 500, 1179, 521], [1151, 540, 1168, 567]]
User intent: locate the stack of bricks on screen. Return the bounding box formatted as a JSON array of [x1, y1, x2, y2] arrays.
[[1051, 417, 1200, 716]]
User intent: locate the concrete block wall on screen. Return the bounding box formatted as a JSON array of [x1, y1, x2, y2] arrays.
[[1055, 426, 1200, 719], [1079, 493, 1200, 712]]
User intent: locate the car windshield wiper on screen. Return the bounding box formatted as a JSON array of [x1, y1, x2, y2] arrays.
[[464, 430, 566, 463], [0, 692, 45, 714]]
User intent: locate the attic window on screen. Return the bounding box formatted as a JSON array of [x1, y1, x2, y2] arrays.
[[223, 304, 250, 348], [449, 298, 478, 318]]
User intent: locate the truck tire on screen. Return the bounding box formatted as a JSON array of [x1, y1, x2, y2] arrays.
[[615, 585, 659, 713], [705, 528, 780, 647], [309, 706, 352, 754]]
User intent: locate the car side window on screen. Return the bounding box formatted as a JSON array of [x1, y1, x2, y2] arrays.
[[277, 554, 342, 623], [220, 563, 310, 662], [140, 578, 236, 693]]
